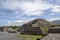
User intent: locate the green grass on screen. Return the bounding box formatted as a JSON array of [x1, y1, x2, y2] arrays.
[[40, 27, 48, 34], [17, 34, 43, 40]]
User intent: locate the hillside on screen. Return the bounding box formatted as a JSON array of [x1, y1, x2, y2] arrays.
[[51, 20, 60, 25], [22, 18, 52, 29]]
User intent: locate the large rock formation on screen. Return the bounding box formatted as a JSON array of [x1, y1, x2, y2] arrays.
[[20, 18, 52, 34]]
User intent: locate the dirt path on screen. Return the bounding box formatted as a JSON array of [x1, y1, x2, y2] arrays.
[[0, 32, 23, 40]]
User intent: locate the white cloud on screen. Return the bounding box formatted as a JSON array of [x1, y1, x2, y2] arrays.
[[20, 1, 52, 16], [47, 17, 60, 22], [1, 0, 53, 16], [6, 20, 31, 26], [52, 5, 60, 13], [50, 13, 55, 16], [6, 20, 26, 26], [21, 2, 52, 12], [2, 1, 21, 10], [6, 18, 37, 26], [24, 10, 43, 16], [50, 5, 60, 16]]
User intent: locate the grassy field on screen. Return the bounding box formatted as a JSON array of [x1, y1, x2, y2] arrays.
[[17, 34, 43, 40]]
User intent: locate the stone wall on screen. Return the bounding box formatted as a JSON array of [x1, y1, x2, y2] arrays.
[[21, 27, 42, 34]]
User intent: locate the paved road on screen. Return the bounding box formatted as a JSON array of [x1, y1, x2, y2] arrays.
[[0, 32, 22, 40]]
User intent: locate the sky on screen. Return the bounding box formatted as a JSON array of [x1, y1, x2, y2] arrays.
[[0, 0, 60, 26]]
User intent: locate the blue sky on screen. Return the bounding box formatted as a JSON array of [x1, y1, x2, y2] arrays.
[[0, 0, 60, 26]]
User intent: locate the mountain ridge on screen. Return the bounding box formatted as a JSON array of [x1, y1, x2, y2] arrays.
[[51, 20, 60, 25]]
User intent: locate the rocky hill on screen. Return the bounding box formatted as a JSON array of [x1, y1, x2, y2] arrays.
[[22, 18, 52, 29], [51, 20, 60, 25], [19, 18, 52, 34]]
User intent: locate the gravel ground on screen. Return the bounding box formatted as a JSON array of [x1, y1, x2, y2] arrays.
[[0, 32, 23, 40], [41, 33, 60, 40]]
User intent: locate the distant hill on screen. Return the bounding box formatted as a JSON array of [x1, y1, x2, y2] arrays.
[[51, 20, 60, 25]]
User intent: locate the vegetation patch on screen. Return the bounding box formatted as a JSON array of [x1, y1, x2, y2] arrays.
[[40, 27, 48, 34], [17, 34, 43, 40]]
